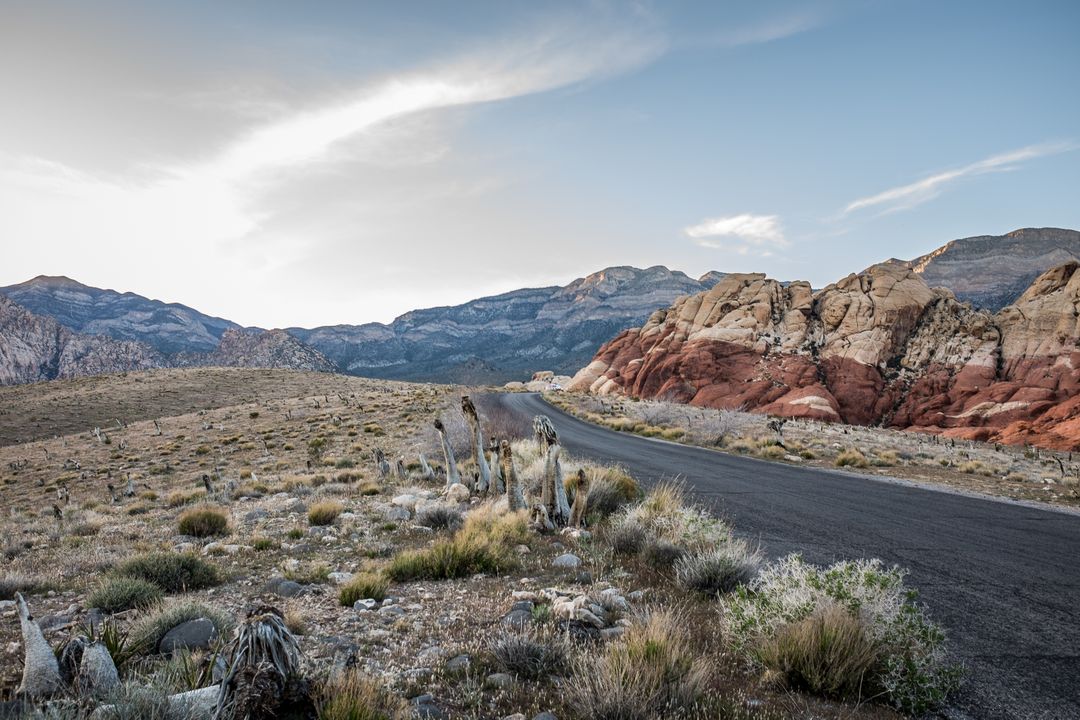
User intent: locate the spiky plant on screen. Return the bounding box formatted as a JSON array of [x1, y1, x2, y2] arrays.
[[213, 605, 305, 720]]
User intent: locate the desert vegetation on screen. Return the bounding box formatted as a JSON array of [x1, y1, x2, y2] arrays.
[[0, 368, 957, 718]]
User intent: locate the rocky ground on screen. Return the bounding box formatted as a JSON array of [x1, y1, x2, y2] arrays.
[[0, 369, 951, 719], [547, 391, 1080, 509]]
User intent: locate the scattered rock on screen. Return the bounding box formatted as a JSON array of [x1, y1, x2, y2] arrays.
[[445, 654, 471, 672], [159, 618, 218, 654], [385, 507, 411, 522], [501, 609, 533, 630], [552, 553, 581, 568], [353, 599, 378, 612], [265, 577, 304, 598], [445, 483, 471, 504], [327, 572, 354, 585], [485, 673, 513, 689]]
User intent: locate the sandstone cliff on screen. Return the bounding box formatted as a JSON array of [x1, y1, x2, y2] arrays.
[[570, 262, 1080, 450]]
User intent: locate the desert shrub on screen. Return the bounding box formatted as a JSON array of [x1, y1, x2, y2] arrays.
[[177, 506, 230, 537], [0, 574, 44, 600], [958, 460, 993, 476], [758, 444, 787, 460], [102, 682, 173, 720], [285, 563, 331, 585], [339, 572, 390, 607], [167, 490, 205, 508], [287, 528, 304, 540], [568, 610, 708, 720], [89, 577, 163, 613], [488, 628, 567, 679], [660, 428, 685, 440], [835, 449, 869, 468], [335, 458, 356, 469], [674, 541, 761, 596], [316, 669, 407, 720], [70, 520, 102, 536], [720, 555, 961, 715], [414, 505, 463, 531], [611, 482, 729, 550], [130, 600, 235, 653], [358, 481, 381, 496], [114, 552, 222, 593], [581, 466, 641, 518], [872, 450, 900, 466], [253, 537, 277, 551], [641, 538, 685, 569], [284, 604, 308, 636], [308, 501, 344, 526], [757, 602, 879, 700], [386, 507, 528, 582], [608, 519, 646, 555]]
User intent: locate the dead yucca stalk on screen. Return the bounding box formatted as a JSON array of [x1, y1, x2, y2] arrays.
[[214, 605, 305, 720]]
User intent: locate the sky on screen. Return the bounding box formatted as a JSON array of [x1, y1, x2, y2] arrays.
[[1, 0, 1078, 328]]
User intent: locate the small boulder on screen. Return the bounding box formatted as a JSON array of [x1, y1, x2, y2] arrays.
[[159, 618, 218, 654], [485, 673, 513, 689], [552, 553, 581, 569], [445, 483, 471, 504]]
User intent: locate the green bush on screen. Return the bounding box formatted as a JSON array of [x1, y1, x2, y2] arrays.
[[177, 506, 230, 537], [89, 577, 163, 613], [114, 552, 222, 593], [338, 572, 390, 607]]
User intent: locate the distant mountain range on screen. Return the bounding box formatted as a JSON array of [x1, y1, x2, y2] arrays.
[[1, 227, 1077, 387]]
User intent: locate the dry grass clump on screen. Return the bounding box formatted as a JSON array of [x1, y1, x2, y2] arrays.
[[758, 444, 787, 460], [88, 577, 163, 613], [958, 460, 993, 476], [413, 505, 463, 531], [0, 573, 45, 600], [338, 572, 390, 607], [177, 505, 230, 537], [674, 541, 761, 596], [386, 506, 528, 582], [488, 628, 568, 680], [568, 610, 708, 720], [757, 602, 879, 700], [834, 449, 869, 468], [611, 482, 729, 550], [316, 669, 408, 720], [114, 552, 222, 593], [308, 500, 344, 526], [579, 466, 641, 519]]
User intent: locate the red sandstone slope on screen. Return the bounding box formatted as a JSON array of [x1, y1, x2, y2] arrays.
[[569, 262, 1080, 450]]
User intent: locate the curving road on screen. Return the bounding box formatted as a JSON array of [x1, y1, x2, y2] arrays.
[[492, 393, 1080, 720]]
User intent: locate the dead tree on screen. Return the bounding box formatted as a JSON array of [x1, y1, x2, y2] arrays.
[[766, 417, 788, 446], [433, 418, 461, 488], [393, 457, 407, 482], [373, 448, 391, 479], [417, 452, 436, 483], [500, 440, 527, 512], [153, 419, 162, 436], [202, 474, 215, 496], [461, 396, 491, 494], [15, 593, 63, 698], [488, 440, 505, 495], [534, 415, 571, 526], [52, 504, 63, 532], [56, 485, 70, 505], [106, 484, 118, 505], [123, 474, 136, 498], [568, 469, 589, 528]]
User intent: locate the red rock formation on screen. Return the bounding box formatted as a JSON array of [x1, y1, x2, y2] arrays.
[[569, 262, 1080, 450]]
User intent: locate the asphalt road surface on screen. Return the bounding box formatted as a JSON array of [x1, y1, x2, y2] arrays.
[[492, 393, 1080, 720]]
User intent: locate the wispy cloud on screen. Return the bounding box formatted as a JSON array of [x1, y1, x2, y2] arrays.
[[710, 10, 824, 48], [841, 141, 1077, 216], [685, 214, 787, 252]]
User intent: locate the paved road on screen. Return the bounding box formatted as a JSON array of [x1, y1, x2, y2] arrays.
[[492, 393, 1080, 720]]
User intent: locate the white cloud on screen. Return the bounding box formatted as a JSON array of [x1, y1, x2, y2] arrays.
[[842, 141, 1077, 216], [684, 213, 787, 249]]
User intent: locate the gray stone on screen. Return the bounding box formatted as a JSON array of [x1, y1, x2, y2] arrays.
[[533, 713, 558, 720], [159, 618, 218, 654], [353, 598, 379, 612], [445, 654, 471, 672], [573, 570, 593, 585], [599, 627, 626, 641], [243, 509, 268, 522], [485, 673, 513, 689], [385, 507, 411, 521], [510, 600, 534, 613], [552, 553, 581, 568], [501, 608, 532, 630], [265, 577, 304, 598], [378, 605, 406, 617]]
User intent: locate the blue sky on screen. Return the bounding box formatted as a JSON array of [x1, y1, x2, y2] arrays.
[[1, 0, 1077, 326]]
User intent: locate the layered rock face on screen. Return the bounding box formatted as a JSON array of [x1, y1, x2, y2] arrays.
[[290, 265, 725, 384], [570, 262, 1080, 449], [905, 227, 1080, 310], [0, 296, 166, 385], [1, 275, 240, 354], [179, 329, 336, 373]]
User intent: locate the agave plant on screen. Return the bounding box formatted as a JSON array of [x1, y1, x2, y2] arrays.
[[213, 605, 305, 720]]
